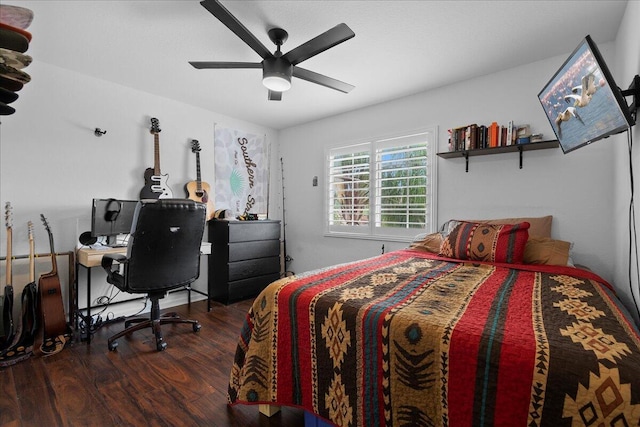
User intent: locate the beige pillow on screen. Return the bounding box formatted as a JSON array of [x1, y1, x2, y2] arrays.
[[410, 232, 444, 253], [467, 216, 552, 238], [523, 236, 571, 266]]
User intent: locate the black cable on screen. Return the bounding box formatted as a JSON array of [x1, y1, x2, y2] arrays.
[[90, 286, 121, 319], [77, 285, 123, 334], [627, 130, 640, 321], [78, 288, 147, 335]]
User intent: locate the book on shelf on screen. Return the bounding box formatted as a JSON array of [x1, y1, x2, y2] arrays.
[[506, 120, 513, 146], [488, 122, 499, 148], [448, 120, 535, 151], [448, 124, 476, 151], [516, 124, 531, 144]]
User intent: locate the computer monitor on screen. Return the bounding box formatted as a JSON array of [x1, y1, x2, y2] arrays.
[[91, 199, 139, 245], [538, 35, 635, 154]]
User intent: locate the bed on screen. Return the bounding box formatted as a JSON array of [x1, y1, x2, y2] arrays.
[[227, 218, 640, 426]]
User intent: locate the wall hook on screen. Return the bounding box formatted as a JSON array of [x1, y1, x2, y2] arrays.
[[94, 128, 107, 137]]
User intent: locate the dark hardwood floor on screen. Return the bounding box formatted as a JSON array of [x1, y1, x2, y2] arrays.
[[0, 298, 305, 427]]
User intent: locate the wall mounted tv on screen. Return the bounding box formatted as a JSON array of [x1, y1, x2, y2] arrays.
[[91, 198, 139, 245], [538, 35, 637, 154]]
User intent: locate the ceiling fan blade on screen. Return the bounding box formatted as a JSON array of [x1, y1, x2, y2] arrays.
[[199, 0, 273, 60], [268, 90, 282, 101], [293, 67, 354, 93], [283, 23, 355, 66], [189, 61, 262, 69]]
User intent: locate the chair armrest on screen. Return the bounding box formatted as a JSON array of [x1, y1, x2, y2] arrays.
[[101, 253, 128, 271], [102, 253, 128, 288]]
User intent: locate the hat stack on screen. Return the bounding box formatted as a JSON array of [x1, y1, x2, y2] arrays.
[[0, 4, 33, 116]]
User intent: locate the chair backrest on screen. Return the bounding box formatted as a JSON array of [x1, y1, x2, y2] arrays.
[[125, 199, 206, 293]]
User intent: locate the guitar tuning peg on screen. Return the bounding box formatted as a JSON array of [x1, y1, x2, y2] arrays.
[[94, 128, 107, 137]]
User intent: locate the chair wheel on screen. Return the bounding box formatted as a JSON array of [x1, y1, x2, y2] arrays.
[[157, 341, 167, 351], [108, 341, 118, 351], [193, 322, 201, 332]]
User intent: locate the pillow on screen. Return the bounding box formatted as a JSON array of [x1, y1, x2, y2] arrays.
[[523, 236, 572, 266], [409, 232, 444, 253], [439, 221, 530, 263], [465, 215, 552, 238]]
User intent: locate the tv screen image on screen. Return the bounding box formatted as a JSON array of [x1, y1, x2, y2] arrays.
[[538, 35, 633, 153]]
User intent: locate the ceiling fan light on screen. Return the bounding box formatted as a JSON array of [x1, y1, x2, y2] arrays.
[[262, 57, 293, 92], [263, 75, 291, 92]]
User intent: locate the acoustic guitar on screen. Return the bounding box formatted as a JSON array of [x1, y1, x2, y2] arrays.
[[185, 139, 214, 220], [0, 202, 15, 350], [140, 117, 173, 199], [39, 214, 67, 338]]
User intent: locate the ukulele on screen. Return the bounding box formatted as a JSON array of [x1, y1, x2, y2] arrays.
[[140, 117, 173, 199], [39, 214, 67, 338], [185, 139, 214, 220], [0, 202, 15, 350]]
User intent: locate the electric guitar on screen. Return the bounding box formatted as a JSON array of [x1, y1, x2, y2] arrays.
[[0, 221, 39, 365], [39, 215, 67, 338], [185, 139, 214, 220], [140, 117, 173, 199], [0, 202, 15, 350], [21, 221, 39, 346]]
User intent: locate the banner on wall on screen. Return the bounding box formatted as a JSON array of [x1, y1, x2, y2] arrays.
[[214, 126, 269, 217]]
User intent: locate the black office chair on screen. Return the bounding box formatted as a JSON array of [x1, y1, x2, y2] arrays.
[[101, 199, 206, 351]]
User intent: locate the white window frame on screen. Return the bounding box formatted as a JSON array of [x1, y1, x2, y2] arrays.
[[325, 127, 438, 242]]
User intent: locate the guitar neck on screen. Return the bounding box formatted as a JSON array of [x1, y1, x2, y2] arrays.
[[29, 225, 35, 283], [195, 152, 203, 192], [47, 230, 58, 276], [153, 133, 161, 176], [5, 226, 11, 285]]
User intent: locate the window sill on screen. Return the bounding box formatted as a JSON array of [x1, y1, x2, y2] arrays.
[[323, 231, 416, 243]]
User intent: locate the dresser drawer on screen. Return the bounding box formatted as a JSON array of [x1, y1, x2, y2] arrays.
[[209, 220, 281, 243], [228, 256, 280, 282], [228, 240, 279, 262], [226, 221, 280, 243]]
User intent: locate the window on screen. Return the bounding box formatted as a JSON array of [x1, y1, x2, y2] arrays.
[[326, 128, 437, 240]]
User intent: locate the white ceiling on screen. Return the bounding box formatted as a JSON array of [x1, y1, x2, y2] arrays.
[[17, 0, 628, 130]]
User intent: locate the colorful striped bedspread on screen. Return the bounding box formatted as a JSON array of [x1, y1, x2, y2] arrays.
[[228, 249, 640, 426]]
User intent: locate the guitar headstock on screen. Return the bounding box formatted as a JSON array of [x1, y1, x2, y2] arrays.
[[191, 139, 201, 153], [40, 214, 51, 233], [28, 221, 34, 241], [150, 117, 161, 135], [5, 202, 12, 229]]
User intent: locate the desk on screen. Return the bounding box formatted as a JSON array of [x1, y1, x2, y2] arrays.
[[77, 246, 127, 268], [75, 243, 211, 343]]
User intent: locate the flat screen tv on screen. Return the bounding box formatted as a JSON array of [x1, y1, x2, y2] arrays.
[[538, 35, 634, 154], [91, 198, 139, 245]]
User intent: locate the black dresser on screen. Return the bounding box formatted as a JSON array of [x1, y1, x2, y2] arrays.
[[208, 219, 281, 304]]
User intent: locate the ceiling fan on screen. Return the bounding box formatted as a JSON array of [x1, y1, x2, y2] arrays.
[[189, 0, 355, 101]]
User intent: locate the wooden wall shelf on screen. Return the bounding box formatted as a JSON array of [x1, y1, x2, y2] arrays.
[[437, 140, 559, 172]]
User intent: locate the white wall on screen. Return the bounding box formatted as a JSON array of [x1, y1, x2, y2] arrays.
[[279, 43, 636, 313], [613, 0, 640, 324], [0, 60, 278, 319]]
